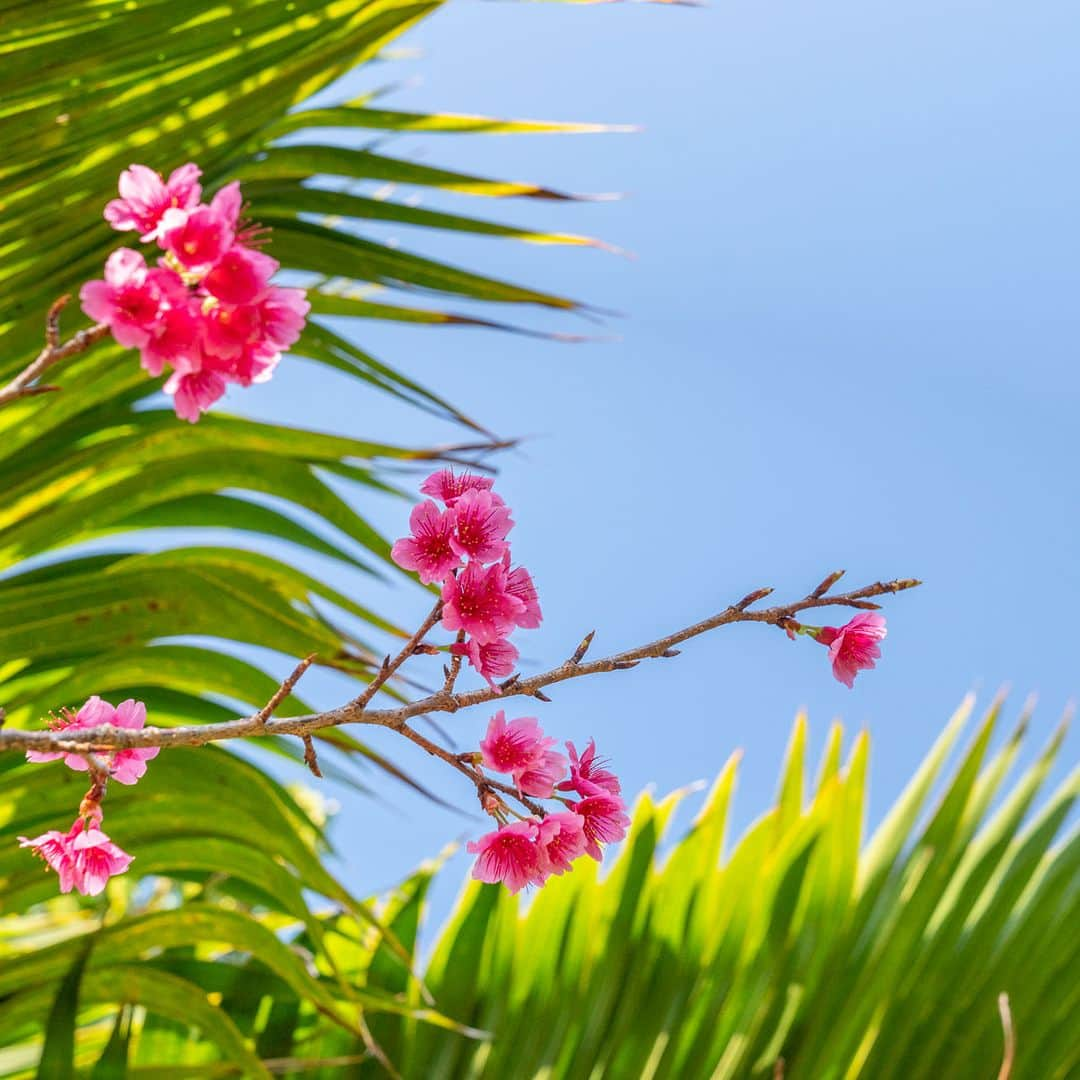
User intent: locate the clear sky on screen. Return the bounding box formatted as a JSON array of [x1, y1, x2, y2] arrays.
[[228, 0, 1078, 915]]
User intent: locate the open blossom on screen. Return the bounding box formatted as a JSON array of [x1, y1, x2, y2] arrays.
[[450, 636, 519, 691], [816, 612, 887, 688], [467, 820, 544, 894], [79, 250, 178, 349], [202, 245, 279, 305], [104, 163, 202, 241], [19, 818, 133, 896], [140, 299, 202, 376], [480, 712, 550, 776], [391, 501, 461, 584], [504, 557, 542, 629], [558, 739, 621, 798], [26, 696, 159, 784], [162, 202, 235, 270], [536, 812, 587, 878], [441, 559, 523, 644], [420, 468, 495, 507], [166, 367, 228, 423], [449, 488, 514, 563], [574, 794, 631, 860]]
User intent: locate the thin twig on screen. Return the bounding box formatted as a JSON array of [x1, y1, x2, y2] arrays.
[[0, 574, 921, 757], [0, 299, 111, 409], [301, 735, 323, 778], [254, 653, 317, 724], [352, 598, 443, 711], [997, 992, 1015, 1080]]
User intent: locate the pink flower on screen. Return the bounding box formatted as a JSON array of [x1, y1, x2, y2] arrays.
[[203, 244, 279, 305], [70, 822, 134, 896], [420, 468, 496, 507], [18, 828, 79, 893], [140, 300, 201, 376], [25, 696, 159, 785], [480, 712, 549, 776], [574, 794, 631, 860], [558, 739, 621, 798], [391, 501, 462, 585], [259, 287, 309, 351], [225, 345, 280, 387], [162, 204, 235, 271], [517, 747, 568, 798], [467, 820, 543, 894], [104, 163, 202, 242], [80, 249, 173, 348], [536, 812, 587, 878], [441, 560, 523, 644], [165, 368, 227, 422], [816, 612, 887, 689], [450, 636, 519, 691], [503, 556, 542, 630], [19, 818, 133, 896], [449, 489, 514, 563]]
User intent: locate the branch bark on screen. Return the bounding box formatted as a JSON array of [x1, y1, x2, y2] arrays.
[[0, 574, 920, 757]]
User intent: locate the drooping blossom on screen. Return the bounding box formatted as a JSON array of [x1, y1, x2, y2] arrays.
[[503, 556, 542, 629], [815, 612, 887, 689], [449, 488, 514, 563], [450, 636, 519, 691], [558, 739, 621, 798], [467, 820, 544, 894], [165, 368, 227, 423], [391, 501, 461, 584], [536, 812, 587, 878], [19, 818, 133, 896], [517, 747, 568, 799], [479, 712, 550, 777], [104, 163, 202, 241], [441, 560, 524, 644], [79, 250, 179, 349], [574, 794, 631, 860], [26, 696, 159, 785], [70, 822, 134, 895], [420, 468, 495, 507]]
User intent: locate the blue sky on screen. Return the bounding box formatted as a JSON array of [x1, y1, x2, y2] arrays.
[[231, 0, 1079, 912]]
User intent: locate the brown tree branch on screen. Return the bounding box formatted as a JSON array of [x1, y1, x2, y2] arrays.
[[0, 297, 111, 409], [0, 574, 920, 759]]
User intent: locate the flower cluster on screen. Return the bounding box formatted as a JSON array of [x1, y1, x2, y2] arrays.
[[81, 163, 308, 422], [18, 696, 151, 895], [391, 469, 541, 690], [467, 712, 629, 893]]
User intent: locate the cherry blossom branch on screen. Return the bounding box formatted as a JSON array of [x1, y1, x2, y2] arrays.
[[0, 573, 920, 759], [0, 297, 110, 409]]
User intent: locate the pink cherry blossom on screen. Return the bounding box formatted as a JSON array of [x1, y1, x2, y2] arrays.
[[420, 468, 496, 507], [450, 636, 519, 691], [536, 812, 587, 878], [226, 344, 280, 387], [18, 828, 79, 893], [503, 556, 542, 629], [203, 245, 279, 305], [80, 249, 173, 348], [449, 488, 514, 563], [467, 820, 543, 894], [391, 501, 462, 585], [441, 560, 524, 644], [26, 696, 159, 785], [480, 712, 549, 776], [816, 612, 887, 688], [140, 300, 202, 376], [104, 163, 202, 241], [162, 204, 235, 270], [259, 287, 310, 351], [200, 302, 261, 360], [574, 794, 631, 860], [70, 822, 134, 895], [517, 747, 568, 799], [165, 368, 228, 422], [557, 739, 621, 798]]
